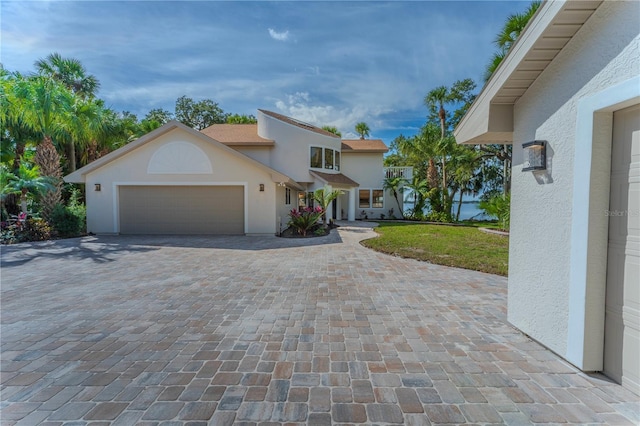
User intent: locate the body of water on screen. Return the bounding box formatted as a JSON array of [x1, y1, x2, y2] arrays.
[[403, 199, 491, 221]]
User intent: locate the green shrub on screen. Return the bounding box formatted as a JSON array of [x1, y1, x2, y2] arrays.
[[426, 211, 453, 223], [479, 193, 510, 230], [50, 203, 86, 237], [0, 216, 51, 244], [22, 218, 52, 241]]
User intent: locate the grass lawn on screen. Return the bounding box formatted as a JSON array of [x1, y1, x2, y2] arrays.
[[361, 222, 509, 276]]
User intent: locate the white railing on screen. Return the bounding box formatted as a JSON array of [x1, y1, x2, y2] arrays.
[[384, 167, 413, 180]]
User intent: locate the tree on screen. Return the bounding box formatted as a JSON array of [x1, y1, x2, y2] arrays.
[[35, 52, 100, 100], [2, 163, 54, 214], [484, 1, 541, 81], [33, 54, 107, 173], [33, 138, 62, 221], [144, 108, 173, 125], [355, 122, 370, 139], [226, 114, 257, 124], [313, 186, 343, 224], [175, 96, 227, 130], [383, 176, 406, 219], [322, 125, 342, 137], [424, 79, 477, 216]]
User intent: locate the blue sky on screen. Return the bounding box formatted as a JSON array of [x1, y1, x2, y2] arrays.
[[1, 1, 529, 143]]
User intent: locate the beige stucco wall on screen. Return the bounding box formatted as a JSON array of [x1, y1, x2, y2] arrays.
[[257, 111, 341, 183], [341, 152, 397, 218], [84, 128, 277, 235], [509, 0, 639, 359]]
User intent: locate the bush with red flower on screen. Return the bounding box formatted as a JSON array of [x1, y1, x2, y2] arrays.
[[287, 206, 324, 236]]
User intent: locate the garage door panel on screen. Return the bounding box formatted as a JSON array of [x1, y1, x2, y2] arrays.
[[119, 186, 244, 235], [605, 103, 640, 396]]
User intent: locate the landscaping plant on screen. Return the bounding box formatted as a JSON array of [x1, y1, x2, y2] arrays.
[[287, 206, 324, 236]]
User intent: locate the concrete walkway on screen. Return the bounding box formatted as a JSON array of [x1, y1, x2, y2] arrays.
[[1, 223, 638, 425]]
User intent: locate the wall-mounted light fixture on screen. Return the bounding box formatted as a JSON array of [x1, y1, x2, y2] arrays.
[[259, 184, 265, 192], [522, 140, 547, 171], [94, 183, 101, 191]]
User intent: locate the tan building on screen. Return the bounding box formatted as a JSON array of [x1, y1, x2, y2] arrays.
[[65, 110, 411, 235]]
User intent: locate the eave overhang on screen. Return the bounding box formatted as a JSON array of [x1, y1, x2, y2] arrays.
[[455, 0, 603, 145]]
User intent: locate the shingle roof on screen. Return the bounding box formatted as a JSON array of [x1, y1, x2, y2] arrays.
[[341, 139, 388, 153], [200, 124, 274, 145], [258, 110, 340, 138], [310, 170, 359, 187]]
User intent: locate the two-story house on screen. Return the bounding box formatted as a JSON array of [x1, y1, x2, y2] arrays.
[[65, 109, 411, 235]]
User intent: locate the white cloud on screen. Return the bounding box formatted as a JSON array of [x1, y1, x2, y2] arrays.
[[273, 92, 392, 138], [268, 28, 290, 42]]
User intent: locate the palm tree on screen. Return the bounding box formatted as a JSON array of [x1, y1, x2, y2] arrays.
[[355, 122, 370, 139], [322, 125, 342, 137], [33, 138, 62, 221], [2, 163, 54, 214], [484, 1, 541, 81], [405, 176, 431, 220], [383, 176, 406, 219], [424, 81, 474, 216], [314, 186, 343, 224], [35, 53, 105, 172], [35, 52, 100, 100]]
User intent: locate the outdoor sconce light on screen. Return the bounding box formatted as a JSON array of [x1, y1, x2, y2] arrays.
[[94, 183, 101, 191], [259, 184, 265, 192], [522, 140, 547, 171]]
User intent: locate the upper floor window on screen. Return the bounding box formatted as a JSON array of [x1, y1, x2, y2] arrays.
[[310, 146, 341, 172], [310, 147, 322, 168]]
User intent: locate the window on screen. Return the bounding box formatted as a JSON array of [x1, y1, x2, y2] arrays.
[[285, 188, 291, 205], [310, 147, 322, 168], [298, 192, 306, 209], [359, 189, 371, 208], [325, 148, 334, 169], [310, 146, 341, 171], [372, 190, 384, 208], [359, 189, 384, 208]]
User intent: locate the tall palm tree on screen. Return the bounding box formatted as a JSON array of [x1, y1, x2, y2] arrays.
[[35, 53, 100, 100], [35, 53, 104, 172], [355, 122, 370, 139], [322, 126, 341, 137], [484, 1, 541, 81], [14, 75, 74, 151], [424, 80, 474, 216]]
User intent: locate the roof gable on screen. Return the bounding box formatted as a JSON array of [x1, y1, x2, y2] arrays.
[[258, 109, 340, 138], [64, 120, 301, 189]]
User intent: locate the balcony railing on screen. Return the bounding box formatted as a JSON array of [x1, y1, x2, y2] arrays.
[[384, 166, 413, 180]]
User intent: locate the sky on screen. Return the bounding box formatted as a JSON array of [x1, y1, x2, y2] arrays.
[[1, 1, 530, 144]]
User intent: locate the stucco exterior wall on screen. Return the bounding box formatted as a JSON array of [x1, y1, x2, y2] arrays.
[[341, 152, 394, 217], [232, 146, 272, 166], [257, 111, 341, 183], [509, 1, 639, 358], [84, 128, 277, 235]]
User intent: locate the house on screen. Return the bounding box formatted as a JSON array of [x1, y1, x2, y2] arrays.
[[65, 109, 411, 236], [455, 0, 639, 395]]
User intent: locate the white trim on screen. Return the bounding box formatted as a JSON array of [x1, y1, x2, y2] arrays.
[[112, 181, 249, 234], [568, 76, 640, 369]]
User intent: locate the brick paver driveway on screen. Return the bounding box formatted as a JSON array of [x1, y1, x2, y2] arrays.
[[1, 222, 638, 425]]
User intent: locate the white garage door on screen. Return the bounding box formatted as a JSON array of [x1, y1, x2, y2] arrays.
[[604, 103, 640, 395], [119, 186, 244, 235]]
